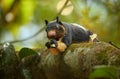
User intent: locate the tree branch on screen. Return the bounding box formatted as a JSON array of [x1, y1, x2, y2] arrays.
[[3, 0, 70, 44], [9, 26, 45, 43], [1, 42, 120, 79], [56, 0, 69, 16]]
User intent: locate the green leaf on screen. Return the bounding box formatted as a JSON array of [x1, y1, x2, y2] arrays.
[[89, 65, 119, 79], [19, 47, 37, 60]]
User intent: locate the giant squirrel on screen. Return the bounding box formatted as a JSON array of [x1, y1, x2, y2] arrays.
[[45, 17, 99, 55]]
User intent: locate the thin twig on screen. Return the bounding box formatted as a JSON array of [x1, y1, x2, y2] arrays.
[[8, 27, 45, 43], [56, 0, 69, 16], [109, 41, 120, 49], [7, 0, 20, 13], [3, 0, 69, 44]]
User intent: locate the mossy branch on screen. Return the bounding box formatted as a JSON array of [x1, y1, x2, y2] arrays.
[[0, 42, 120, 79]]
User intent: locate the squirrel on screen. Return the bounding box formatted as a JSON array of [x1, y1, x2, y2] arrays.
[[45, 17, 99, 55]]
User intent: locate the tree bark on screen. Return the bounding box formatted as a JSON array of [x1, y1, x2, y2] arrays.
[[0, 42, 120, 79]]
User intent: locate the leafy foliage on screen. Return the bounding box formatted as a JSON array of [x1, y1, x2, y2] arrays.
[[19, 47, 37, 60], [89, 65, 119, 79]]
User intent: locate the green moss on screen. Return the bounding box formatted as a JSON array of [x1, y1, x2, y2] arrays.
[[67, 43, 92, 52]]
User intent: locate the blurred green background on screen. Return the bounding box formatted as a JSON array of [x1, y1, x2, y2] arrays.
[[0, 0, 120, 50]]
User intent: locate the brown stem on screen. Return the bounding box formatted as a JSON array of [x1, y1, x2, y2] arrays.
[[109, 41, 120, 49], [56, 0, 69, 16]]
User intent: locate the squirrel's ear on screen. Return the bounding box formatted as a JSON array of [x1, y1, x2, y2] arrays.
[[59, 21, 63, 25], [56, 16, 59, 23], [56, 16, 63, 25], [45, 20, 48, 25]]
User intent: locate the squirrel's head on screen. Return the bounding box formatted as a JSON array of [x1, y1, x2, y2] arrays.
[[45, 17, 65, 40]]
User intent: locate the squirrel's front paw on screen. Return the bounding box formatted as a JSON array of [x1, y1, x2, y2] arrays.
[[45, 42, 51, 48], [45, 39, 58, 48]]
